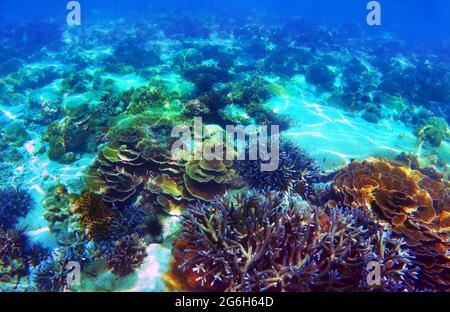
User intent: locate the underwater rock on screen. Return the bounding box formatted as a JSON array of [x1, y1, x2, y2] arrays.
[[106, 38, 162, 70], [0, 57, 24, 76], [183, 64, 231, 93], [2, 122, 30, 147], [305, 62, 336, 91]]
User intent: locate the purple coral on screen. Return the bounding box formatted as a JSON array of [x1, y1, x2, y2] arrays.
[[107, 233, 147, 276], [0, 186, 33, 229], [174, 191, 417, 292], [236, 140, 320, 197]]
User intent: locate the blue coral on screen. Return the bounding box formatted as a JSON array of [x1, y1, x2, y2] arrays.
[[174, 191, 417, 292], [0, 186, 33, 229], [237, 140, 320, 197]]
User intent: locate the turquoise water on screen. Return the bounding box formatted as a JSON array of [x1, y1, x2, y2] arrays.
[[0, 1, 448, 292]]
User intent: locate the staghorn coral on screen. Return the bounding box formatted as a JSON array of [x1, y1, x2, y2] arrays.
[[237, 140, 320, 196], [107, 233, 147, 276], [0, 186, 33, 229], [0, 227, 49, 289], [77, 190, 114, 240], [0, 227, 31, 286], [170, 191, 416, 292], [333, 158, 450, 290], [33, 249, 72, 292]]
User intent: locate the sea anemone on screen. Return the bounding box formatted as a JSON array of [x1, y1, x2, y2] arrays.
[[171, 191, 416, 292], [236, 140, 320, 197], [0, 186, 33, 229], [107, 233, 147, 276]]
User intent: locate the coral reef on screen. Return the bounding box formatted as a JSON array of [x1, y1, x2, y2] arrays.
[[42, 184, 80, 239], [0, 186, 33, 229], [77, 190, 114, 240], [34, 250, 72, 292], [237, 140, 320, 196], [170, 191, 416, 292], [107, 233, 147, 276], [0, 227, 49, 290], [1, 122, 30, 147], [333, 158, 450, 290], [83, 127, 153, 203]]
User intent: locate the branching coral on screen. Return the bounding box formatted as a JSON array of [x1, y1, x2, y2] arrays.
[[0, 227, 31, 286], [333, 158, 450, 290], [33, 250, 72, 292], [237, 140, 320, 197], [170, 191, 416, 292], [107, 233, 147, 276], [0, 227, 49, 289], [0, 186, 33, 229]]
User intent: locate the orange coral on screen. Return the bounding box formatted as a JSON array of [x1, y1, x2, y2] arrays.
[[333, 158, 449, 290], [78, 190, 114, 240]]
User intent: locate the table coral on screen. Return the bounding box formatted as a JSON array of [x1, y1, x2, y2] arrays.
[[333, 158, 450, 290]]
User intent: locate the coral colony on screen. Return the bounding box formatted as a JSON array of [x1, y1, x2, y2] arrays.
[[0, 1, 449, 293]]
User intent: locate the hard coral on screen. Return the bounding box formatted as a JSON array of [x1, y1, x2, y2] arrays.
[[107, 233, 147, 276], [0, 186, 33, 229], [170, 191, 416, 292], [43, 184, 80, 239], [237, 140, 320, 196], [78, 190, 114, 240], [34, 250, 72, 292], [333, 158, 450, 290], [0, 227, 49, 289], [83, 128, 152, 203], [145, 137, 244, 213]]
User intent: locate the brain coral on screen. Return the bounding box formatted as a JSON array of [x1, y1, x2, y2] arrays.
[[168, 191, 416, 292], [333, 158, 449, 290]]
